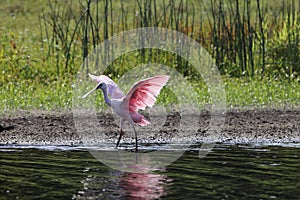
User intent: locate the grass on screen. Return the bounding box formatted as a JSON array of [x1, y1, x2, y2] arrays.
[[223, 78, 300, 108], [1, 76, 299, 111], [0, 0, 299, 112]]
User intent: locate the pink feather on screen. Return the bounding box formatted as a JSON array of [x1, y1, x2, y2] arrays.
[[123, 75, 169, 126]]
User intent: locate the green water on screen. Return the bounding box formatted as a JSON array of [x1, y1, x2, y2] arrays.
[[0, 144, 299, 199]]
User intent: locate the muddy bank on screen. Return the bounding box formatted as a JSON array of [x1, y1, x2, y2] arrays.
[[0, 109, 299, 146]]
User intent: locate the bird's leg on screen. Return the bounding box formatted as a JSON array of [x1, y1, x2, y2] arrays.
[[116, 129, 124, 148], [116, 119, 126, 148], [132, 125, 138, 152]]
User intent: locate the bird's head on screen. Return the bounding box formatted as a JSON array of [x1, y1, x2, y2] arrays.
[[96, 82, 107, 90]]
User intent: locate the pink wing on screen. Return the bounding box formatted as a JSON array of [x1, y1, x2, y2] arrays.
[[124, 76, 169, 125], [88, 73, 124, 99]]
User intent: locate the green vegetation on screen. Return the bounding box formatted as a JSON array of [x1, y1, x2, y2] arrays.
[[0, 0, 299, 111]]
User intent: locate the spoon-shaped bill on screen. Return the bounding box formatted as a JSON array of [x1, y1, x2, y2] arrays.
[[82, 85, 98, 98]]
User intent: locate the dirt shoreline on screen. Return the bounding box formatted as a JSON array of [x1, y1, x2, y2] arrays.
[[0, 109, 299, 146]]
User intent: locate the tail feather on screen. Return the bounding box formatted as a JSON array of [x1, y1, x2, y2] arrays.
[[130, 111, 150, 126], [139, 117, 150, 126]]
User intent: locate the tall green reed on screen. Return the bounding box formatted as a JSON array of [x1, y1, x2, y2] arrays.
[[40, 0, 300, 80]]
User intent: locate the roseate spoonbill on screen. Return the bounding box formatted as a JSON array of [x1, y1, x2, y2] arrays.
[[82, 73, 169, 151]]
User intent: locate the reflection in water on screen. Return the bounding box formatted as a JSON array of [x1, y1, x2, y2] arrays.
[[75, 157, 172, 199], [120, 163, 171, 199]]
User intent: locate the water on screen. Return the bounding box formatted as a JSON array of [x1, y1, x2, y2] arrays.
[[0, 144, 299, 200]]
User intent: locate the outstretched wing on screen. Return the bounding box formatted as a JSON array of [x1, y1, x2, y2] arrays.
[[87, 73, 124, 99], [124, 75, 169, 112]]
